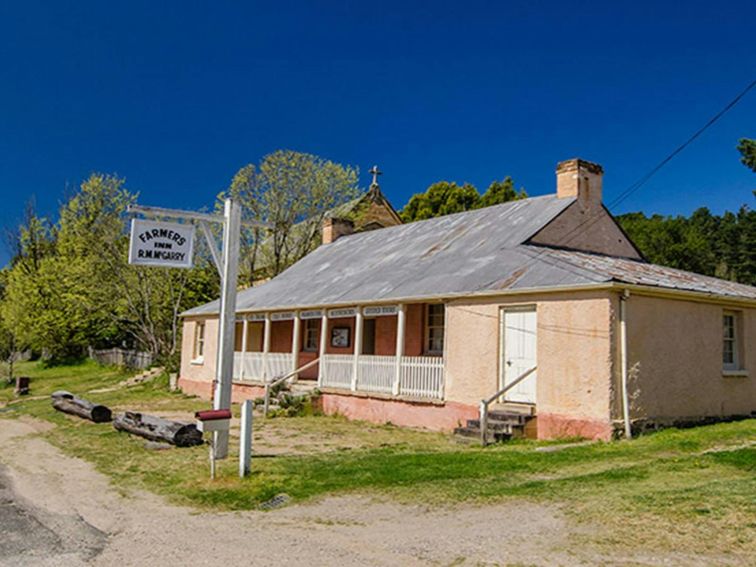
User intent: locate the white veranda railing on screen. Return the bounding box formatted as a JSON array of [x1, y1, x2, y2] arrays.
[[399, 356, 444, 399], [233, 352, 293, 381], [320, 354, 353, 389], [321, 354, 444, 400], [356, 355, 395, 394]]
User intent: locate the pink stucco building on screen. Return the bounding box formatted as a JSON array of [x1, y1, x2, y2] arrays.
[[180, 159, 756, 440]]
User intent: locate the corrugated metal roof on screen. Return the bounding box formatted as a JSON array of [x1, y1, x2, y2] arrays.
[[183, 194, 756, 316], [543, 248, 756, 300]]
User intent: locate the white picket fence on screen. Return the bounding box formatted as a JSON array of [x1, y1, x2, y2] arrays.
[[321, 354, 444, 400]]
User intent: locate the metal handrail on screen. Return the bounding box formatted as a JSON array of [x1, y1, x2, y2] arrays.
[[263, 358, 320, 416], [479, 366, 537, 446]]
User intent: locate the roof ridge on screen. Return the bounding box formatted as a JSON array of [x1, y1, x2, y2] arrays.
[[328, 193, 569, 246]]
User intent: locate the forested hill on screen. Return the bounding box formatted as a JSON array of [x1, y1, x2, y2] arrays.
[[616, 206, 755, 286]]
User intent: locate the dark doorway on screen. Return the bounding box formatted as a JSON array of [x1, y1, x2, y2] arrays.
[[362, 318, 376, 355]]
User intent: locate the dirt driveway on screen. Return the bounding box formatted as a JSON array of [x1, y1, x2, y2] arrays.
[[0, 418, 738, 566]]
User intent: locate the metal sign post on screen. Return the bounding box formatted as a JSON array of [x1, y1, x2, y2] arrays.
[[128, 199, 266, 462]]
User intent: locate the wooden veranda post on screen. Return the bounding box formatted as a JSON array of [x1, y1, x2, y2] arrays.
[[352, 307, 364, 391], [262, 312, 272, 381], [240, 317, 249, 379], [290, 312, 301, 383], [393, 304, 406, 396], [317, 313, 328, 386]]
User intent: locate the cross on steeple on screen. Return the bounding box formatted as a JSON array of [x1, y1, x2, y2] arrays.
[[369, 165, 382, 187]]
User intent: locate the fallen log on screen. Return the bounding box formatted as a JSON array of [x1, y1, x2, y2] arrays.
[[113, 411, 203, 447], [51, 391, 112, 423]]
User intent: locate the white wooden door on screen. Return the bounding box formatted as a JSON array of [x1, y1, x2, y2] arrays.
[[500, 308, 537, 404]]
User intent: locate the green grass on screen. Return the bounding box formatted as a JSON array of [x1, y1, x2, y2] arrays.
[[2, 360, 755, 556]]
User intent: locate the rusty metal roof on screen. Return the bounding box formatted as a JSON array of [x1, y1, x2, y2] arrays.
[[542, 248, 756, 299], [183, 194, 756, 316]]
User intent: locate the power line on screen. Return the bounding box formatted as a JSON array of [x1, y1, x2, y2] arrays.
[[608, 76, 756, 209], [514, 76, 756, 278]]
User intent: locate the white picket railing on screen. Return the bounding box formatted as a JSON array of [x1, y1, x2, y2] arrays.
[[399, 356, 444, 399], [320, 354, 353, 389], [320, 354, 444, 400], [356, 355, 395, 394], [233, 352, 293, 381], [266, 353, 294, 379]]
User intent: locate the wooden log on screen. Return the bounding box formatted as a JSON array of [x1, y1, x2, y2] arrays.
[[51, 390, 112, 423], [112, 411, 203, 447]]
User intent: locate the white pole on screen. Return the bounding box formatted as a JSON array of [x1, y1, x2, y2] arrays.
[[212, 198, 241, 460], [290, 312, 301, 383], [317, 313, 329, 387], [352, 308, 363, 391], [620, 291, 632, 439], [239, 399, 253, 477], [262, 313, 271, 381], [240, 317, 249, 380], [393, 304, 406, 396]]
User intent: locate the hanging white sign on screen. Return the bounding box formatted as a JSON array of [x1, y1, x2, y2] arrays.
[[300, 310, 323, 320], [328, 307, 356, 319], [128, 219, 195, 269], [271, 312, 295, 321], [363, 305, 398, 317]]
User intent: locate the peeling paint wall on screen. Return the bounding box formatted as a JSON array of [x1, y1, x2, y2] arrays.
[[625, 294, 756, 419], [445, 291, 615, 436]]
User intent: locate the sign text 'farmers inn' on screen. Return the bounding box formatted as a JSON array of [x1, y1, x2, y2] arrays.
[[128, 219, 195, 269]]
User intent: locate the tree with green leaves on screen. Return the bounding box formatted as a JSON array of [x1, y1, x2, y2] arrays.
[[400, 177, 526, 222], [1, 175, 219, 365], [616, 205, 756, 287], [737, 138, 756, 172], [221, 150, 361, 284], [479, 177, 527, 208]]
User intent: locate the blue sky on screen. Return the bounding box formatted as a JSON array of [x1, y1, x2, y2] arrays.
[[1, 1, 754, 264]]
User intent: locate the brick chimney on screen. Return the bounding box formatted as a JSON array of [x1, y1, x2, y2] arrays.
[[322, 217, 354, 244], [556, 158, 603, 205]]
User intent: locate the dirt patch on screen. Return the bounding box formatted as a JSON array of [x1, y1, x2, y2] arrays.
[[0, 419, 744, 566]]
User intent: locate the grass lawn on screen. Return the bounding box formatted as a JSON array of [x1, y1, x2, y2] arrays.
[[1, 360, 755, 556]]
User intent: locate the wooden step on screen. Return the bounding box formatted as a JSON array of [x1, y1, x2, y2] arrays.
[[490, 402, 536, 416], [466, 419, 516, 433]]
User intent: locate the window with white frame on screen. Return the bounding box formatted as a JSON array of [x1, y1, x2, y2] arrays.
[[425, 304, 445, 355], [723, 311, 741, 371], [303, 319, 319, 352], [193, 321, 205, 361]]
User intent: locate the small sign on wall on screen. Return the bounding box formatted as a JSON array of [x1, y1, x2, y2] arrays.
[[331, 327, 351, 348], [128, 219, 195, 269]]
